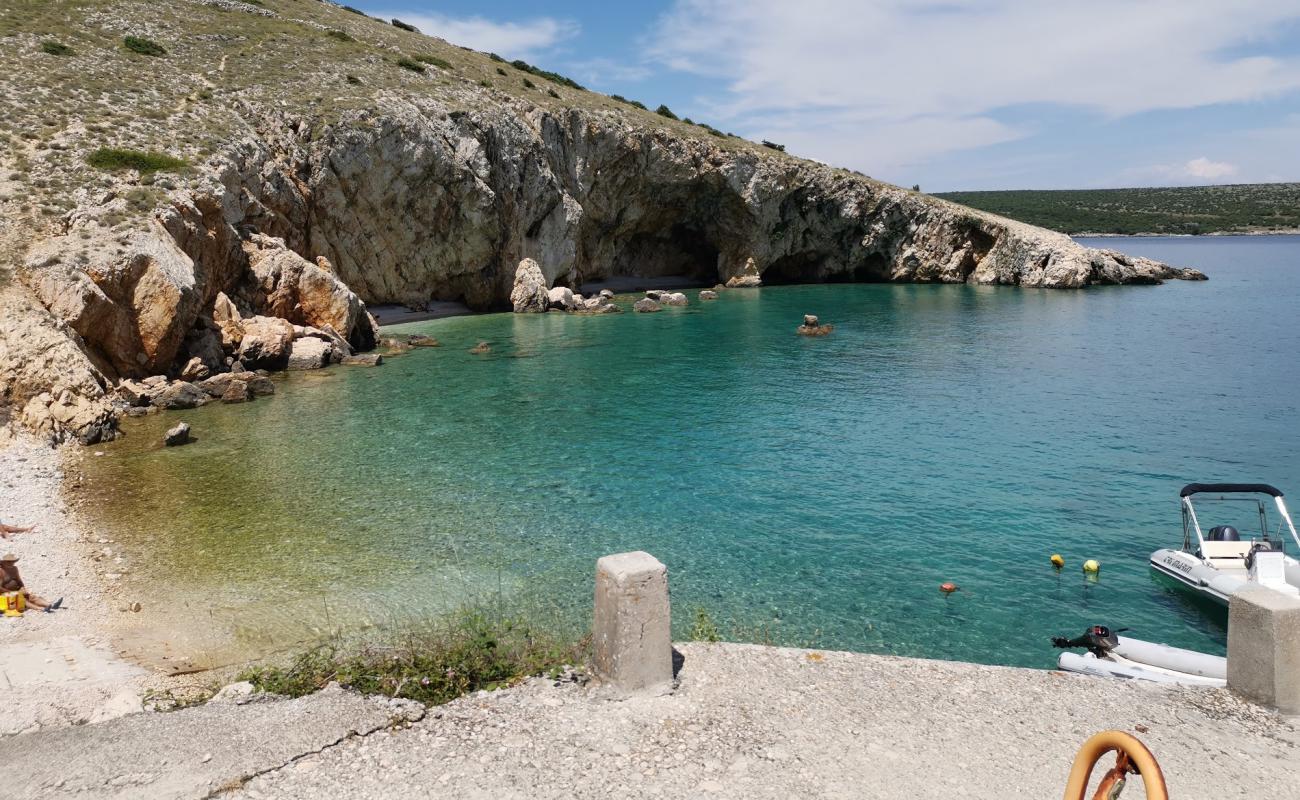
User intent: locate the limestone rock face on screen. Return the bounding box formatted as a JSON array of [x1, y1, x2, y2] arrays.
[[511, 259, 549, 313], [3, 86, 1203, 443]]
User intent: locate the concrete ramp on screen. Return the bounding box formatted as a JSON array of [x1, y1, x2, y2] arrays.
[[0, 687, 423, 799]]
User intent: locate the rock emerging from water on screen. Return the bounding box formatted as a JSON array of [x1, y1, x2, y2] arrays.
[[407, 334, 439, 347], [726, 258, 763, 288], [286, 337, 332, 370], [469, 341, 492, 354], [634, 298, 661, 313], [220, 380, 251, 404], [699, 290, 719, 301], [511, 259, 549, 313], [797, 315, 834, 336], [164, 422, 191, 447], [152, 381, 210, 410], [662, 292, 688, 307], [547, 286, 577, 311]]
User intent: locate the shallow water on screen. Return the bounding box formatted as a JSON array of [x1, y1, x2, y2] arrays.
[[81, 235, 1300, 669]]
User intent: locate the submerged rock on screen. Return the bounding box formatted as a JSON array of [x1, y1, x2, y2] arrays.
[[407, 334, 440, 347], [164, 422, 191, 447], [469, 341, 492, 354], [342, 353, 384, 366]]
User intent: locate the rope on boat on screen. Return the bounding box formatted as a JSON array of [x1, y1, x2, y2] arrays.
[[1062, 730, 1168, 800]]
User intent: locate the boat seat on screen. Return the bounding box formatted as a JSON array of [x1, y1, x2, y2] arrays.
[[1200, 540, 1253, 561]]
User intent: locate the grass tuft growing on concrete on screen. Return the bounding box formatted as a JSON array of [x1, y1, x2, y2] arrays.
[[86, 148, 187, 174], [239, 610, 589, 705]]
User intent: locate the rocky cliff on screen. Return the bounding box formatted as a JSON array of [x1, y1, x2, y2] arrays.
[[0, 0, 1204, 444]]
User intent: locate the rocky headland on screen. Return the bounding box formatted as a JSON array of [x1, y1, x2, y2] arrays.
[[0, 0, 1206, 445]]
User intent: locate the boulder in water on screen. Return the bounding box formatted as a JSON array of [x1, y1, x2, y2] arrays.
[[699, 290, 719, 301], [797, 314, 834, 336], [163, 422, 191, 447], [662, 292, 688, 307], [469, 341, 491, 354], [510, 258, 549, 313], [633, 298, 661, 313]]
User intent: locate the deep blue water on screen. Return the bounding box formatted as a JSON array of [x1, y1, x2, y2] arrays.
[[86, 236, 1300, 668]]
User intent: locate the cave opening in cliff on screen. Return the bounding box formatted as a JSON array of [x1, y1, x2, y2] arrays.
[[608, 224, 719, 285], [761, 252, 831, 285]]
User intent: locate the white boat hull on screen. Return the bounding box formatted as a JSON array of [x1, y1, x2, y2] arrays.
[[1149, 548, 1300, 605]]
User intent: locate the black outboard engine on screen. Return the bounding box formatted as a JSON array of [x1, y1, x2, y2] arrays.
[[1052, 625, 1125, 658], [1207, 525, 1240, 541]]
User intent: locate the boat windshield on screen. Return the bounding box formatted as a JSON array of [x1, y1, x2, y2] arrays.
[[1182, 492, 1299, 554]]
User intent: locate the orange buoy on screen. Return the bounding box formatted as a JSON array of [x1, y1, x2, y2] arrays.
[[939, 582, 959, 594]]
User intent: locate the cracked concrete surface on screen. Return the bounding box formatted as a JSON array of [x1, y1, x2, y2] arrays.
[[5, 644, 1300, 799], [1, 686, 424, 799]]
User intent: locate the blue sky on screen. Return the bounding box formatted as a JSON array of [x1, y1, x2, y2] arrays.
[[358, 1, 1300, 191]]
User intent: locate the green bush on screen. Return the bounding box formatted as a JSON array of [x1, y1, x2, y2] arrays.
[[239, 611, 587, 706], [478, 79, 491, 87], [689, 608, 721, 643], [761, 140, 786, 152], [345, 74, 361, 85], [655, 104, 677, 120], [413, 54, 451, 69], [495, 66, 506, 76], [86, 148, 186, 174], [391, 18, 418, 33], [396, 57, 425, 73], [123, 35, 166, 57], [522, 78, 535, 89], [507, 58, 585, 90], [41, 40, 73, 56], [342, 5, 366, 14], [325, 29, 354, 42], [547, 88, 560, 99]]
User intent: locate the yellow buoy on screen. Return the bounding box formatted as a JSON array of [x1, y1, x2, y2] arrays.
[[1083, 559, 1100, 574], [1050, 554, 1065, 569]]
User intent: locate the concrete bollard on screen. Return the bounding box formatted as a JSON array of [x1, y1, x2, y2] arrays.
[[593, 551, 672, 694], [1227, 585, 1300, 713]]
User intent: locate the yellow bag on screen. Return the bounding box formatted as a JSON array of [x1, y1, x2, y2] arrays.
[[1, 591, 24, 617]]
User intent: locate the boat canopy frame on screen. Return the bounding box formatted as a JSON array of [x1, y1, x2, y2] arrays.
[[1179, 485, 1300, 556]]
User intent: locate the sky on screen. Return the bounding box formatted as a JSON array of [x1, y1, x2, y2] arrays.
[[358, 1, 1300, 191]]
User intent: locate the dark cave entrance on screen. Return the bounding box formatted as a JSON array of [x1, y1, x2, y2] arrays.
[[607, 224, 720, 285], [761, 252, 830, 286]]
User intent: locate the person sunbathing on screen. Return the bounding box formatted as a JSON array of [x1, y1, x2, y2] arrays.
[[0, 553, 61, 612], [0, 522, 36, 540]]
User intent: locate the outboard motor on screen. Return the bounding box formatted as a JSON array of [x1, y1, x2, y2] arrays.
[[1052, 625, 1126, 658], [1207, 525, 1240, 541]]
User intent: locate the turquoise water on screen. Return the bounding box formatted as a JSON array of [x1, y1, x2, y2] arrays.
[[85, 236, 1300, 668]]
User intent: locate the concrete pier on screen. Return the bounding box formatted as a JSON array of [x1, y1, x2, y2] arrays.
[[592, 551, 673, 694], [1227, 585, 1300, 713]]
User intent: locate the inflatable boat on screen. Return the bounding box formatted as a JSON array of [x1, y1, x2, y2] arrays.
[[1149, 483, 1300, 606], [1052, 625, 1225, 687]]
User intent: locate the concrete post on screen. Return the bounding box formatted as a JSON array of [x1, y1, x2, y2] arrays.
[[1227, 585, 1300, 713], [593, 551, 672, 694]]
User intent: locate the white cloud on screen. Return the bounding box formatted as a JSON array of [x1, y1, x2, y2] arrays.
[[372, 10, 578, 59], [1183, 157, 1238, 179], [568, 58, 654, 85], [648, 0, 1300, 179]]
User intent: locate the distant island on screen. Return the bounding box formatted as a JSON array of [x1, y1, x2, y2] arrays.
[[934, 183, 1300, 236]]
